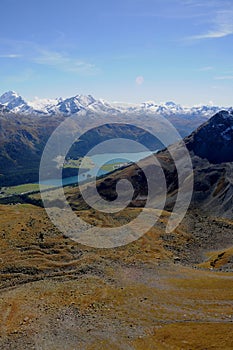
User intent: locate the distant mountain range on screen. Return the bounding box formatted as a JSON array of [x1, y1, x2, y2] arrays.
[[1, 90, 233, 188], [0, 90, 231, 118]]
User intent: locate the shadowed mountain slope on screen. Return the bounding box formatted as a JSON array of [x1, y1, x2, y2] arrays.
[[65, 111, 233, 220]]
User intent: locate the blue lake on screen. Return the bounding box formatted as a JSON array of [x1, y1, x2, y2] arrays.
[[40, 151, 155, 187]]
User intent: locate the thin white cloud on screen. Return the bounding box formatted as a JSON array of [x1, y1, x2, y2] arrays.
[[197, 66, 214, 71], [185, 4, 233, 41], [190, 28, 233, 40], [215, 75, 233, 80], [0, 54, 22, 58], [33, 48, 97, 74], [181, 0, 222, 8], [0, 39, 98, 75]]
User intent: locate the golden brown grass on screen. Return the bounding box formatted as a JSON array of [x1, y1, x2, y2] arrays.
[[0, 204, 233, 349], [198, 247, 233, 270], [132, 323, 233, 350]]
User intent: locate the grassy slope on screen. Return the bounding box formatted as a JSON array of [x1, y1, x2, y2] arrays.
[[0, 204, 232, 349]]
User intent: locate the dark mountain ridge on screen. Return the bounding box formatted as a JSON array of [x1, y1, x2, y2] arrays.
[[186, 110, 233, 163], [68, 110, 233, 220]]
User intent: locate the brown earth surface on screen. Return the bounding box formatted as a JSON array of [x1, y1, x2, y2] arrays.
[[0, 203, 233, 349]]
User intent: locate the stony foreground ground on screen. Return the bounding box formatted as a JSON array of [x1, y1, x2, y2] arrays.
[[0, 204, 233, 349]]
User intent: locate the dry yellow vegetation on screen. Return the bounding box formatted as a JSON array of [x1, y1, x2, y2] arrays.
[[0, 204, 233, 349]]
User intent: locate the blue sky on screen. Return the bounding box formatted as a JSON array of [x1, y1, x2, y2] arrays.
[[1, 0, 233, 105]]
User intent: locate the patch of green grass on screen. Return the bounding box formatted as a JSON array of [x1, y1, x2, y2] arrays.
[[0, 183, 51, 197], [63, 157, 95, 169], [100, 162, 127, 172]]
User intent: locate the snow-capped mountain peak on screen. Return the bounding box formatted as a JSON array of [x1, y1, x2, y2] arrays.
[[164, 101, 180, 108], [0, 90, 231, 120], [0, 90, 20, 103], [0, 90, 31, 113], [73, 94, 96, 106], [28, 97, 60, 113], [52, 94, 96, 115]]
